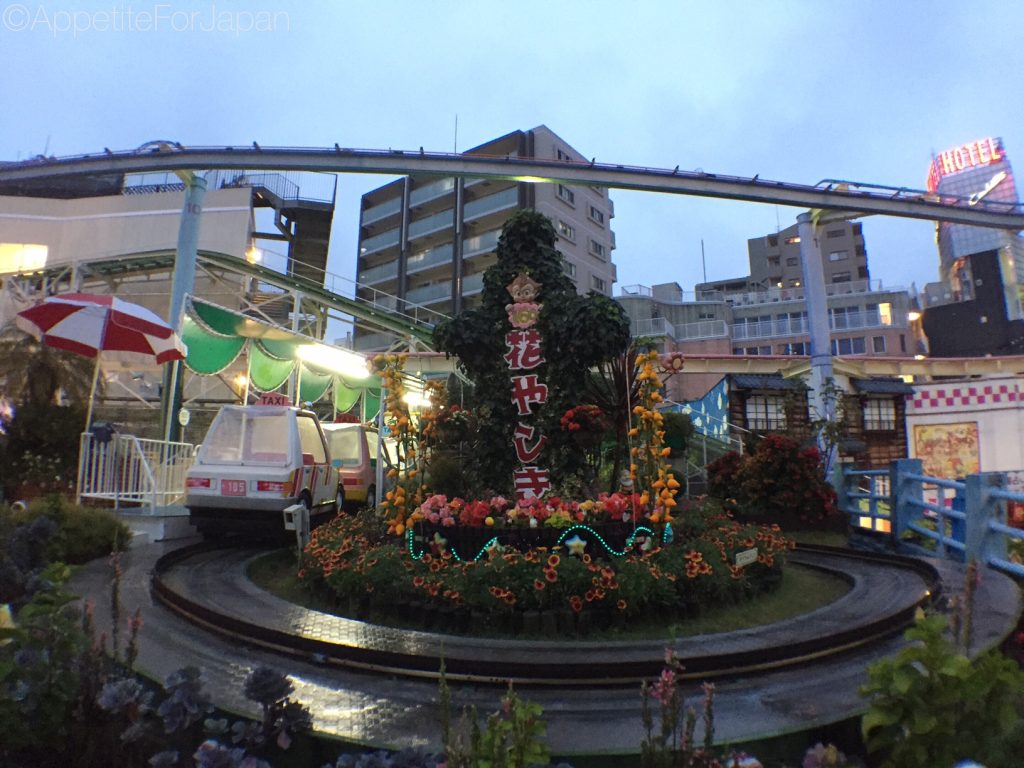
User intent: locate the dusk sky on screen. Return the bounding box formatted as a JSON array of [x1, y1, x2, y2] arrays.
[[2, 0, 1022, 299]]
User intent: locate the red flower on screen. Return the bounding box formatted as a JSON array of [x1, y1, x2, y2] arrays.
[[569, 595, 583, 613]]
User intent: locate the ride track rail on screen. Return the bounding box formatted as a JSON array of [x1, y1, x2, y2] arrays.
[[4, 143, 1024, 229], [150, 541, 941, 688]]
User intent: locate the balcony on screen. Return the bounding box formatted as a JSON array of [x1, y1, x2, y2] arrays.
[[362, 197, 402, 227], [464, 186, 518, 221], [725, 279, 892, 307], [632, 317, 675, 338], [358, 260, 400, 285], [674, 319, 728, 340], [408, 208, 455, 241], [462, 272, 485, 295], [410, 178, 456, 206], [360, 227, 400, 257], [463, 229, 501, 259], [730, 309, 902, 340], [406, 281, 452, 305], [406, 243, 455, 275]]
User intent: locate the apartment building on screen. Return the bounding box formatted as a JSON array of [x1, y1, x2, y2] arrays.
[[354, 126, 617, 350]]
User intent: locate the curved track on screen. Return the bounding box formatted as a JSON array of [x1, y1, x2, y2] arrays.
[[69, 540, 1021, 754], [152, 543, 939, 686]]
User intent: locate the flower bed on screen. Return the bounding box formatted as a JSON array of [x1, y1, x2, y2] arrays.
[[299, 501, 793, 636]]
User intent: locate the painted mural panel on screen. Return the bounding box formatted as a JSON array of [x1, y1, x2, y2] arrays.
[[913, 422, 980, 480], [678, 377, 729, 439]]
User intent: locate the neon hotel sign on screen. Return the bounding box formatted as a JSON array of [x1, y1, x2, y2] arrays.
[[927, 136, 1005, 192]]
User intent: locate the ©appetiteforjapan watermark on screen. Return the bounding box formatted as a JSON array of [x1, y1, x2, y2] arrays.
[[2, 3, 291, 37]]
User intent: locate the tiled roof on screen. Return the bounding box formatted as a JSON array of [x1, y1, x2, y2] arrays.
[[853, 378, 914, 394], [729, 374, 805, 391]]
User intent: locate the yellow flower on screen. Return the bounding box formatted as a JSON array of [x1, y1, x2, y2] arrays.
[[485, 516, 495, 527]]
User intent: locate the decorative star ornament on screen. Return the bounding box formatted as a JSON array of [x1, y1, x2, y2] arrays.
[[431, 532, 448, 555], [565, 534, 587, 557]]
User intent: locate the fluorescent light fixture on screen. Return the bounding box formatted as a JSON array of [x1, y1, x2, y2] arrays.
[[296, 344, 370, 379], [907, 310, 921, 322], [245, 246, 263, 264], [402, 390, 432, 409], [0, 243, 48, 275], [515, 176, 549, 184]]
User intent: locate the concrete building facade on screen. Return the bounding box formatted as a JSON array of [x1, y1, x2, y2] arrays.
[[354, 126, 617, 350], [617, 220, 915, 401]]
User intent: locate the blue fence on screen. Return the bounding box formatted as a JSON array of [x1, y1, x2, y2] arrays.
[[838, 459, 1024, 578]]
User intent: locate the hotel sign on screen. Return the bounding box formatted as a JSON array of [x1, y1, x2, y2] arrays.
[[927, 137, 1005, 192]]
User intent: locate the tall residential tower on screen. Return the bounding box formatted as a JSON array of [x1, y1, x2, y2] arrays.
[[354, 126, 617, 350]]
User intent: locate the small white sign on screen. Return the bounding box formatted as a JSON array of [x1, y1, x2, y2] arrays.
[[177, 407, 191, 427], [735, 548, 758, 567]]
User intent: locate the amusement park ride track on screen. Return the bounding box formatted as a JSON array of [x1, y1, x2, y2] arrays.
[[151, 541, 941, 688]]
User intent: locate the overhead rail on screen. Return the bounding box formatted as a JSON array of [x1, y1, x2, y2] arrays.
[[8, 249, 439, 345], [3, 144, 1024, 229]]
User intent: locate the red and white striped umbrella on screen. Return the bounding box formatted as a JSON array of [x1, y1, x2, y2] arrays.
[[15, 293, 186, 365]]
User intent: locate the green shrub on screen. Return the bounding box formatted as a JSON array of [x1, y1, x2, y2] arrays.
[[861, 611, 1024, 767], [3, 496, 130, 565]]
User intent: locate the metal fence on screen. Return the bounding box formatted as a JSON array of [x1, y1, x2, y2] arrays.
[[839, 458, 1024, 578], [77, 432, 195, 513]]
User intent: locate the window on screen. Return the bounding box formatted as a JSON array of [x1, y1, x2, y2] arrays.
[[556, 220, 575, 241], [831, 337, 866, 355], [785, 236, 801, 244], [733, 345, 771, 356], [789, 278, 801, 287], [746, 395, 787, 430], [786, 256, 799, 266], [872, 335, 886, 353], [855, 244, 866, 256], [589, 239, 606, 259], [591, 275, 607, 292], [768, 256, 780, 266], [779, 341, 809, 355], [767, 235, 779, 246], [831, 306, 853, 329], [556, 148, 572, 162], [832, 271, 851, 283], [297, 416, 328, 464], [564, 262, 576, 278], [828, 250, 849, 262], [863, 398, 896, 431], [777, 311, 807, 334], [557, 184, 575, 205], [588, 204, 605, 225], [826, 228, 846, 239]]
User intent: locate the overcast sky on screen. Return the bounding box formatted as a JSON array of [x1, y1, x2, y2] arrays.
[[2, 0, 1021, 298]]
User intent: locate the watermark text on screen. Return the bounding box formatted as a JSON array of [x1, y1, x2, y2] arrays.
[[2, 3, 291, 37]]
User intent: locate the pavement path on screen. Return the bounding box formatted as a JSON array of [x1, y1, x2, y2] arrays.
[[69, 539, 1022, 756]]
